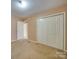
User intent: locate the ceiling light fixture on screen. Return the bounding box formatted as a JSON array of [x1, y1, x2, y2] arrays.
[[17, 0, 28, 8]]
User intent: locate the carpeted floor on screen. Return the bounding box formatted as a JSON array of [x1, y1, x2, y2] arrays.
[[11, 40, 66, 59]]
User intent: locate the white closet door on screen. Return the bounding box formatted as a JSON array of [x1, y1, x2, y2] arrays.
[[37, 13, 64, 50], [17, 21, 28, 40], [17, 21, 24, 40]]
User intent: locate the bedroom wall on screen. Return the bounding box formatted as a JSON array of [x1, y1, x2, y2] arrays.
[[24, 4, 67, 50], [11, 16, 18, 41], [11, 16, 22, 42]]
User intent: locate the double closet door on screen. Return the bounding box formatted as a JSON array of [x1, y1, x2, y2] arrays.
[[37, 13, 65, 50]]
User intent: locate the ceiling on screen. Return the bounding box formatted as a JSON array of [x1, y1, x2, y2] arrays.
[[11, 0, 66, 18]]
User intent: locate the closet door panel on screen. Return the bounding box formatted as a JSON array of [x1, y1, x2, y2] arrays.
[[37, 13, 64, 50]]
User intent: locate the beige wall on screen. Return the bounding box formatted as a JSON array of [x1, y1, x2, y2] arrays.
[[24, 17, 37, 41], [25, 5, 67, 40], [24, 4, 67, 50], [11, 16, 17, 41], [11, 16, 21, 42]]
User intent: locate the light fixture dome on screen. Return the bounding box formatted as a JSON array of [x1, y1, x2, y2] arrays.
[[17, 0, 28, 8]]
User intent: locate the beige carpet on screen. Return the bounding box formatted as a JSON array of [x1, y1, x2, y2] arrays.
[[11, 40, 66, 59]]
